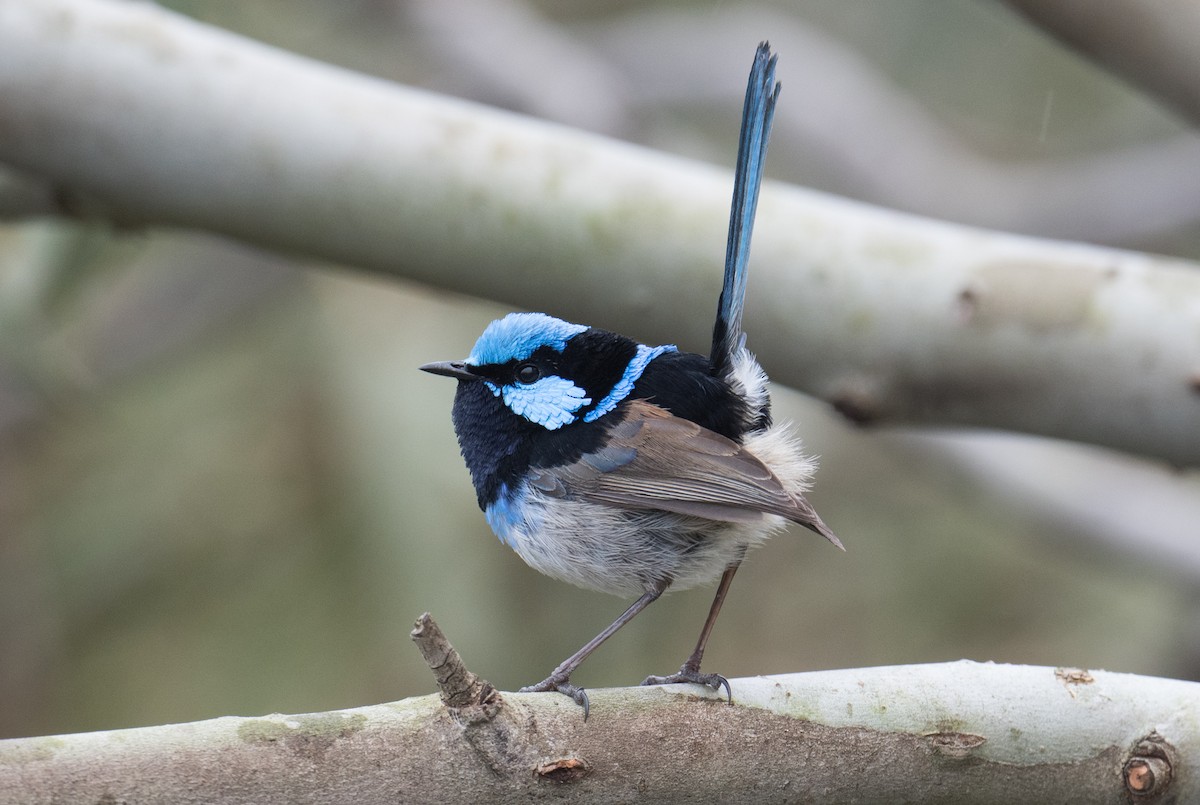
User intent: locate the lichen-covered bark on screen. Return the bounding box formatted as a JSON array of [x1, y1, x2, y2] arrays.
[[0, 661, 1195, 804]]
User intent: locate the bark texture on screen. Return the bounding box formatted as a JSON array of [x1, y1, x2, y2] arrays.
[[0, 661, 1196, 804]]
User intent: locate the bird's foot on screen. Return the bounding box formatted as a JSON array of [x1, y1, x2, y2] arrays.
[[641, 664, 732, 703], [520, 674, 590, 719]]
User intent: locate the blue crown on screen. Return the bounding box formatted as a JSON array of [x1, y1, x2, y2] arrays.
[[468, 312, 588, 366]]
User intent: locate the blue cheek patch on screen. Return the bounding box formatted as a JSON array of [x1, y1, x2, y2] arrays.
[[584, 343, 676, 422], [488, 376, 592, 430]]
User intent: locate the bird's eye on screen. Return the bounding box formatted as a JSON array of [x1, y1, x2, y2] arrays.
[[515, 363, 541, 384]]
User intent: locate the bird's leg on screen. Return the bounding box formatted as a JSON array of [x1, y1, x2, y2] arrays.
[[520, 578, 668, 718], [641, 562, 740, 702]]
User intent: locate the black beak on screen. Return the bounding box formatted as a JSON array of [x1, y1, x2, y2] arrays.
[[419, 361, 480, 381]]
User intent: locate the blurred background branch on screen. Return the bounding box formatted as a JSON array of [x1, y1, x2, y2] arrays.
[[0, 0, 1198, 744], [1, 0, 1197, 462], [0, 168, 60, 220], [1000, 0, 1200, 128]]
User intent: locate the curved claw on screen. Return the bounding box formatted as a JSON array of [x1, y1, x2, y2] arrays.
[[519, 676, 591, 720], [641, 670, 733, 704]]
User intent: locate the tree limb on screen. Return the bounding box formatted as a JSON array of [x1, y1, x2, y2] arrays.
[[0, 650, 1194, 802], [0, 0, 1198, 464]]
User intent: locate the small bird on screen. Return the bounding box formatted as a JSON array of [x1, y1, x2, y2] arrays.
[[421, 43, 841, 716]]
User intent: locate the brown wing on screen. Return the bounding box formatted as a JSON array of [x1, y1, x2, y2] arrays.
[[528, 400, 843, 548]]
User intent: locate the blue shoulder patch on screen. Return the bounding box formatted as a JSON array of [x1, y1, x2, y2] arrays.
[[583, 343, 676, 422], [469, 312, 588, 366]]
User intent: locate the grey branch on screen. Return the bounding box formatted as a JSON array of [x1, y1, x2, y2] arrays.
[[1, 0, 1198, 464], [0, 655, 1195, 802], [410, 612, 497, 710]]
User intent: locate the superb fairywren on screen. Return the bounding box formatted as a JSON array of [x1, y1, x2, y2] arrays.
[[421, 43, 841, 715]]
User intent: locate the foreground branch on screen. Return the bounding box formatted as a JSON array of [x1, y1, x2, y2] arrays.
[[1, 0, 1198, 464], [1, 656, 1195, 803]]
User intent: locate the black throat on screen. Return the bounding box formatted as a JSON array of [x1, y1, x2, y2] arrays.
[[450, 380, 611, 510]]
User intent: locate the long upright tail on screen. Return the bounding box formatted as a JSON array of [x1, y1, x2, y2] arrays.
[[710, 42, 781, 377]]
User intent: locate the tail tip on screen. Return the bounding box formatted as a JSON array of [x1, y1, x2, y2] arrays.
[[810, 518, 845, 551]]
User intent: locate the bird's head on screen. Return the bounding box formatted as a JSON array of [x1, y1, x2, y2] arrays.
[[421, 312, 675, 431]]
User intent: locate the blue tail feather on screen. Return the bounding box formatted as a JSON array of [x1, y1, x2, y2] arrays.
[[711, 42, 780, 376]]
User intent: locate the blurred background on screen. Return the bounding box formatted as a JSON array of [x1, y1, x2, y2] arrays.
[[2, 0, 1199, 739]]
